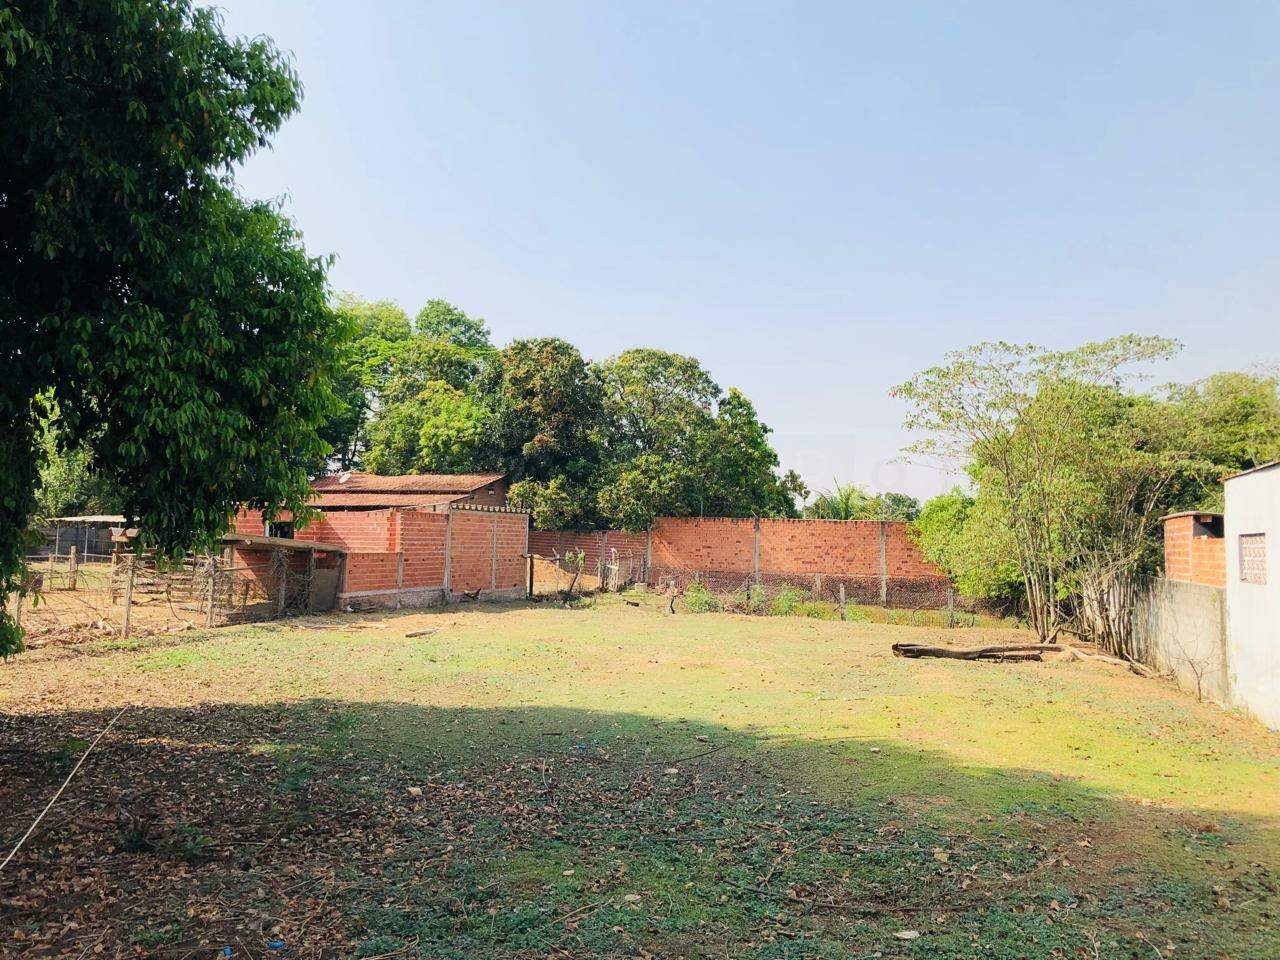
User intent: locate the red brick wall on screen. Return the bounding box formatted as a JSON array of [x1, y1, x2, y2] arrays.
[[650, 517, 949, 605], [528, 518, 949, 606], [448, 511, 527, 593], [1163, 515, 1226, 588], [396, 510, 448, 589], [237, 506, 527, 601], [528, 529, 649, 575]]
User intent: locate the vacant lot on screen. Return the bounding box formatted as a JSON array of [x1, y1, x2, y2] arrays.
[[1, 595, 1277, 959]]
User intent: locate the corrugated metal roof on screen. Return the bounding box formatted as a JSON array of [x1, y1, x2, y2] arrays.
[[312, 471, 506, 494]]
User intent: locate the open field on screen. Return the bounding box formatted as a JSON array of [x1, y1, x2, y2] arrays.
[[1, 594, 1278, 959]]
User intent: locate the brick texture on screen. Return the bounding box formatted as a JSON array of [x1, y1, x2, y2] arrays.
[[528, 529, 649, 577], [1163, 515, 1226, 588], [236, 506, 528, 604], [534, 517, 952, 607]]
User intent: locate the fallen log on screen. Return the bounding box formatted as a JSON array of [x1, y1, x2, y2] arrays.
[[892, 642, 1058, 661], [892, 641, 1161, 677]]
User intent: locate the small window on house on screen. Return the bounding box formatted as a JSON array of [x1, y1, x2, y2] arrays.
[[487, 486, 495, 495], [265, 520, 294, 540], [1240, 533, 1267, 585]]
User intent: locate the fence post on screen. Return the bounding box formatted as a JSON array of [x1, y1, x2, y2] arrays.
[[206, 554, 217, 628], [306, 549, 317, 613], [527, 553, 534, 599], [274, 548, 287, 619], [752, 518, 761, 588], [68, 546, 78, 591], [121, 557, 135, 638], [838, 582, 847, 621], [946, 586, 956, 628], [878, 521, 889, 606], [597, 531, 607, 582]]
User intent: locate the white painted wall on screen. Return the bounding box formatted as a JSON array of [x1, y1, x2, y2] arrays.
[[1224, 464, 1280, 729]]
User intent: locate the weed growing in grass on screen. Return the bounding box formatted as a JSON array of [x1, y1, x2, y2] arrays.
[[160, 824, 213, 863], [684, 581, 721, 612], [769, 586, 809, 616], [133, 923, 182, 947], [42, 736, 88, 774]]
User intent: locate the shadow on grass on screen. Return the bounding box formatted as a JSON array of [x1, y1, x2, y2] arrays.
[[1, 700, 1277, 959]]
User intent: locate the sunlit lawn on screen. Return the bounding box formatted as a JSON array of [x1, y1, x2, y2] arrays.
[[2, 593, 1277, 958]]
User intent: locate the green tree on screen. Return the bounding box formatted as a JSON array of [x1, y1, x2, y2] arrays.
[[415, 299, 492, 350], [364, 382, 491, 475], [912, 488, 1024, 606], [804, 483, 920, 521], [481, 338, 603, 484], [896, 336, 1181, 643], [2, 1, 340, 656], [323, 296, 415, 469]]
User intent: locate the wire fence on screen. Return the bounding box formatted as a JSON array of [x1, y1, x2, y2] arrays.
[[11, 548, 328, 646]]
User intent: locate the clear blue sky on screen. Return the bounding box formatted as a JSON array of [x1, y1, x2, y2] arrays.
[[213, 1, 1279, 500]]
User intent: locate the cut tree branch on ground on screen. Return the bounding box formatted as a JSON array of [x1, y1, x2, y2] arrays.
[[891, 642, 1160, 677]]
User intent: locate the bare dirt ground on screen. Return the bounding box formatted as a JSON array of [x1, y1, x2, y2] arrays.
[[1, 595, 1277, 958]]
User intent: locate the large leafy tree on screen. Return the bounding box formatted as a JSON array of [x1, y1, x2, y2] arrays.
[[415, 298, 492, 351], [1, 1, 341, 655]]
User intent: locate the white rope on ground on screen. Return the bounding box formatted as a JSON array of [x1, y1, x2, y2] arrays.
[[0, 706, 126, 875]]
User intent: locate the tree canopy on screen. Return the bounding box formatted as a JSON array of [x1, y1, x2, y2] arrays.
[[2, 1, 342, 656], [900, 340, 1280, 651], [327, 301, 805, 532]]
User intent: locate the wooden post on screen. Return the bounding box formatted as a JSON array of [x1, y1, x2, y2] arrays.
[[527, 553, 534, 599], [946, 586, 956, 629], [597, 531, 607, 582], [68, 546, 78, 591], [878, 521, 889, 607], [307, 549, 317, 613], [206, 554, 217, 628], [752, 517, 761, 588], [838, 582, 847, 621], [274, 549, 287, 618], [121, 557, 135, 638], [335, 552, 348, 610]]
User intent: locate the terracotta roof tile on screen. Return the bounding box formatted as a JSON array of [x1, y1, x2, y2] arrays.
[[312, 471, 506, 494], [309, 492, 463, 509]]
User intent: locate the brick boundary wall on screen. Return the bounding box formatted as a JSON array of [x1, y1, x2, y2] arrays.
[[1162, 515, 1226, 589], [531, 517, 954, 609], [527, 529, 650, 582], [236, 505, 529, 609]]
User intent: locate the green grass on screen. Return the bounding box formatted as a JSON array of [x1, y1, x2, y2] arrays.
[[3, 592, 1278, 957]]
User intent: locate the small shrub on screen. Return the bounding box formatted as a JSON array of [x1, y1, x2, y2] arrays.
[[727, 585, 768, 614], [684, 582, 721, 613], [790, 599, 839, 620], [769, 586, 809, 617]]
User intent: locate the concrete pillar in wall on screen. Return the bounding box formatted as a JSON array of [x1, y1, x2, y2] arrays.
[[395, 551, 404, 608], [491, 518, 498, 590], [879, 521, 889, 606], [598, 531, 607, 581], [646, 528, 654, 584], [443, 510, 453, 598], [752, 518, 762, 587]]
